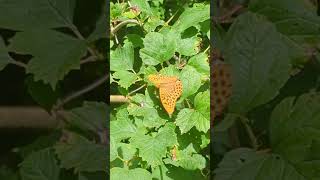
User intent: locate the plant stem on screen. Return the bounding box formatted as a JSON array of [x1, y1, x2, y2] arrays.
[[110, 95, 128, 103], [80, 56, 98, 64], [56, 74, 109, 109], [239, 116, 259, 150], [128, 84, 146, 96], [111, 19, 139, 37], [10, 60, 27, 69]]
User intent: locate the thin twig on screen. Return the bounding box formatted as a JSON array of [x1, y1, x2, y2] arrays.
[[128, 84, 146, 96], [56, 74, 109, 109], [10, 60, 27, 69], [80, 56, 98, 65], [239, 116, 259, 150], [185, 99, 192, 108], [111, 19, 139, 37]]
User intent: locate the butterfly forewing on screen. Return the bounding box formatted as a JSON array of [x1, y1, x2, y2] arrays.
[[148, 75, 183, 116]]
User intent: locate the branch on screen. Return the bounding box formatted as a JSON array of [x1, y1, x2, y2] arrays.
[[10, 60, 27, 69], [111, 20, 139, 37], [128, 84, 146, 96], [0, 107, 57, 128], [110, 95, 128, 103], [56, 74, 109, 109], [80, 56, 98, 65], [239, 116, 259, 150]]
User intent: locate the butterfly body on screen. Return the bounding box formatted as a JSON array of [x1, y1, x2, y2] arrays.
[[148, 75, 183, 117]]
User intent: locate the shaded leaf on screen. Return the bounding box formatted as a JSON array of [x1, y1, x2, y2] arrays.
[[9, 29, 87, 89], [224, 12, 291, 114], [0, 0, 76, 30], [20, 149, 60, 180]]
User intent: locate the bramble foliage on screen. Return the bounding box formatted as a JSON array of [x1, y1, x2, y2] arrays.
[[110, 0, 210, 179], [213, 0, 320, 179], [0, 0, 107, 179]]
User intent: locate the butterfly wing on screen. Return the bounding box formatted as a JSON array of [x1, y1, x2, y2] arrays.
[[211, 62, 232, 120], [148, 75, 177, 88], [159, 80, 183, 116]]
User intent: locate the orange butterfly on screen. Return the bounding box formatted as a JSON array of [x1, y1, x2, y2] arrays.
[[148, 74, 183, 117]]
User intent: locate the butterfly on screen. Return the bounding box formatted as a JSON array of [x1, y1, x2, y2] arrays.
[[211, 60, 232, 121], [148, 74, 183, 117]]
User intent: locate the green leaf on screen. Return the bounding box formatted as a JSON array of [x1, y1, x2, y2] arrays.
[[270, 92, 320, 178], [117, 143, 137, 161], [152, 164, 205, 180], [0, 36, 11, 71], [110, 137, 118, 162], [194, 90, 210, 114], [224, 12, 291, 114], [126, 34, 143, 48], [110, 167, 152, 180], [177, 128, 205, 152], [130, 123, 177, 167], [87, 12, 107, 42], [214, 148, 305, 180], [9, 29, 87, 89], [140, 32, 176, 65], [0, 0, 75, 30], [130, 0, 152, 15], [187, 52, 209, 76], [180, 66, 202, 99], [110, 108, 137, 142], [26, 76, 61, 110], [127, 90, 167, 127], [176, 90, 210, 134], [20, 149, 60, 180], [78, 171, 106, 180], [18, 131, 61, 158], [111, 2, 126, 20], [159, 65, 180, 77], [66, 101, 108, 134], [113, 70, 138, 89], [176, 102, 209, 134], [54, 132, 107, 172], [143, 16, 165, 32], [110, 42, 134, 71], [173, 4, 210, 33], [249, 0, 320, 43], [176, 36, 201, 56], [173, 144, 206, 170], [141, 108, 167, 128]]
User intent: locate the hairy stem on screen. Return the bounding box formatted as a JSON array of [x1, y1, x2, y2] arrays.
[[111, 19, 139, 37]]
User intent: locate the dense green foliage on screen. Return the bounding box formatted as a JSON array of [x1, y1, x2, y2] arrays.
[[0, 0, 107, 179], [110, 0, 210, 179], [213, 0, 320, 179]]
